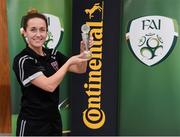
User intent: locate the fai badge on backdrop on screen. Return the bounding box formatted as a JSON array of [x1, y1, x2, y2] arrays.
[[126, 16, 178, 66], [43, 13, 64, 49]]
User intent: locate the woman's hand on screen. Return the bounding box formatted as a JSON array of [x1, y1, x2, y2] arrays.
[[67, 35, 94, 73], [67, 53, 90, 66]]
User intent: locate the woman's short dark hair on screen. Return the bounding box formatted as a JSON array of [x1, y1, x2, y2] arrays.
[[21, 8, 48, 31]]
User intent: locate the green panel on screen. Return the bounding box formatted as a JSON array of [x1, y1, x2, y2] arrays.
[[119, 0, 180, 135]]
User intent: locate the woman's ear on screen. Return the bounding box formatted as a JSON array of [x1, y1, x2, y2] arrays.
[[20, 27, 25, 36], [20, 27, 28, 44]]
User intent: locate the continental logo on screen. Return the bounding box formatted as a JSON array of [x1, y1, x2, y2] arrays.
[[82, 1, 105, 129]]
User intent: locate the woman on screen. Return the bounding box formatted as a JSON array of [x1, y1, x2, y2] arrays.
[[13, 9, 93, 136]]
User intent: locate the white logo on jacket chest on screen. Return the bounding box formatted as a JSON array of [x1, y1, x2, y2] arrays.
[[51, 61, 59, 71]]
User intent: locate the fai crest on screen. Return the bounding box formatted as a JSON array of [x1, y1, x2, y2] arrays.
[[43, 13, 64, 49], [126, 16, 178, 66]]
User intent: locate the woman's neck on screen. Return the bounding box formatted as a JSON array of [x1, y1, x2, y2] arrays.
[[28, 45, 45, 56]]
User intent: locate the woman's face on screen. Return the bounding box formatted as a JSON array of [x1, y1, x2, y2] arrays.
[[23, 17, 47, 48]]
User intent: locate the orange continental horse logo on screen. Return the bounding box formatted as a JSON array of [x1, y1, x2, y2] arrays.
[[85, 3, 102, 19]]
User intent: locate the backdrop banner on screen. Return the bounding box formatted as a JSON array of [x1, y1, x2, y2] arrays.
[[119, 0, 180, 136], [71, 0, 121, 135]]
